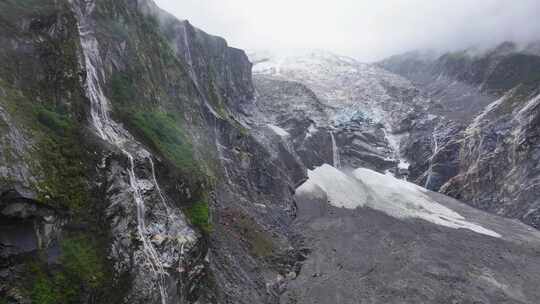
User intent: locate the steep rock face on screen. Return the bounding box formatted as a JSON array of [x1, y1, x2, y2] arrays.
[[442, 91, 540, 227], [246, 47, 540, 302], [380, 42, 540, 228], [0, 0, 308, 303], [247, 75, 334, 169], [0, 2, 107, 302], [249, 51, 430, 176], [134, 5, 306, 304], [2, 1, 540, 304]]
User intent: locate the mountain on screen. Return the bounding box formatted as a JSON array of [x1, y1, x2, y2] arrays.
[[0, 0, 269, 302], [248, 50, 426, 175], [286, 165, 540, 304], [380, 41, 540, 229], [248, 50, 540, 303], [1, 1, 540, 304]]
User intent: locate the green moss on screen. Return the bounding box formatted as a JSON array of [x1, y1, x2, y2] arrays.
[[36, 106, 72, 136], [0, 0, 57, 27], [60, 236, 106, 288], [31, 274, 61, 304], [111, 72, 136, 108], [0, 0, 90, 216], [0, 79, 90, 214], [29, 235, 107, 304], [30, 270, 79, 304], [35, 137, 89, 212], [130, 110, 199, 173], [185, 200, 212, 233], [31, 104, 89, 213]]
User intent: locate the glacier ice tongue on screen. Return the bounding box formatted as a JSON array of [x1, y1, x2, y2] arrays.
[[297, 164, 368, 209], [296, 164, 501, 238]]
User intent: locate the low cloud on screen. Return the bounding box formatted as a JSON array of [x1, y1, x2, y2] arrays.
[[154, 0, 540, 61]]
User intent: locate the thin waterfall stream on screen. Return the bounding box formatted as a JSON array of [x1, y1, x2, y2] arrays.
[[424, 133, 439, 188], [73, 1, 170, 303], [330, 131, 341, 168]]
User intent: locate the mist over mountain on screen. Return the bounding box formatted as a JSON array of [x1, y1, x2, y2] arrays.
[[154, 0, 540, 61], [1, 1, 540, 304]]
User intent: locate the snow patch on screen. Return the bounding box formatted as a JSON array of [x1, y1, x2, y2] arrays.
[[308, 124, 317, 133], [330, 131, 341, 168], [305, 123, 318, 139], [267, 124, 290, 137], [296, 165, 368, 209], [296, 164, 501, 238], [467, 94, 507, 135], [398, 160, 410, 170]]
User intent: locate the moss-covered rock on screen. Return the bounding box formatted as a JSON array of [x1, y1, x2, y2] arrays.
[[28, 234, 109, 304], [184, 200, 212, 234]]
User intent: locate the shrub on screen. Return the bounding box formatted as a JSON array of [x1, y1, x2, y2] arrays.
[[36, 106, 72, 136], [185, 200, 212, 233], [60, 236, 105, 289], [131, 111, 199, 173], [29, 236, 106, 304]]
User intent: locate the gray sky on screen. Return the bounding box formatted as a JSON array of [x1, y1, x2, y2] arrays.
[[153, 0, 540, 62]]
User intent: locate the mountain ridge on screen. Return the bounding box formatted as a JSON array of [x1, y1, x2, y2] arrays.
[[1, 1, 540, 303]]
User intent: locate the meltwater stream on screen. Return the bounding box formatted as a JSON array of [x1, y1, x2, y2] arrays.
[[73, 1, 170, 303], [424, 132, 440, 189], [330, 131, 341, 168]]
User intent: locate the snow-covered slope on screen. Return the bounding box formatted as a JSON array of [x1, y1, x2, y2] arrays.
[[289, 163, 540, 304], [252, 50, 419, 126], [297, 164, 500, 237], [242, 48, 540, 304], [380, 42, 540, 229], [249, 50, 430, 175]]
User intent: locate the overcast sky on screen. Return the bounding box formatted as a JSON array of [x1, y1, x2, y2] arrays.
[[153, 0, 540, 62]]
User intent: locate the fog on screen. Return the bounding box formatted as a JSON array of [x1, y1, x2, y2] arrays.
[[153, 0, 540, 62]]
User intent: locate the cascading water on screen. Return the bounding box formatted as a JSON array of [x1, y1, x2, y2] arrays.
[[181, 22, 221, 119], [330, 131, 341, 168], [382, 127, 410, 179], [72, 1, 169, 303], [125, 154, 168, 303], [424, 133, 439, 189], [214, 121, 232, 185]]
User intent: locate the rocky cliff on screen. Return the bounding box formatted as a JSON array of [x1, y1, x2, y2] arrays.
[[1, 1, 540, 304], [0, 0, 295, 303], [380, 41, 540, 228], [248, 50, 428, 175], [247, 49, 540, 303]]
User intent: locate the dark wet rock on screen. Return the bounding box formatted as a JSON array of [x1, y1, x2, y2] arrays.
[[248, 51, 431, 176], [1, 0, 540, 303], [0, 189, 67, 303], [380, 42, 540, 228]]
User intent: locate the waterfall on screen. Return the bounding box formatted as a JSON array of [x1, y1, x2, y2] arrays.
[[149, 157, 170, 212], [125, 153, 168, 303], [182, 23, 195, 80], [424, 133, 439, 189], [181, 22, 222, 119], [214, 121, 232, 185], [330, 131, 341, 168], [73, 1, 168, 303], [383, 127, 410, 180]]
